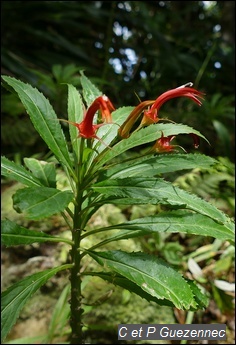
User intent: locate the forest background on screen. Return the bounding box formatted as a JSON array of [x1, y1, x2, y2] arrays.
[[1, 1, 235, 344]]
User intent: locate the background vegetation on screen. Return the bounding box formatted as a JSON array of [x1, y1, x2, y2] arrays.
[[1, 1, 235, 343], [1, 1, 235, 160]]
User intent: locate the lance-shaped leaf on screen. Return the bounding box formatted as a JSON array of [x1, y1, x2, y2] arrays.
[[93, 106, 134, 155], [1, 220, 72, 246], [24, 158, 56, 188], [100, 153, 217, 179], [85, 271, 208, 310], [186, 279, 209, 309], [89, 211, 234, 248], [12, 186, 73, 220], [92, 177, 232, 226], [1, 156, 42, 187], [1, 76, 73, 174], [95, 122, 209, 168], [87, 250, 196, 310], [85, 271, 174, 307], [47, 284, 71, 343], [1, 264, 72, 343], [67, 83, 84, 159], [80, 71, 102, 106]]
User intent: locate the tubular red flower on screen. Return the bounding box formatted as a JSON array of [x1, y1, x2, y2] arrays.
[[152, 133, 176, 153], [118, 100, 155, 138], [141, 85, 204, 127], [152, 131, 200, 154], [98, 95, 115, 123], [189, 133, 200, 149], [118, 83, 204, 139], [59, 95, 115, 139]]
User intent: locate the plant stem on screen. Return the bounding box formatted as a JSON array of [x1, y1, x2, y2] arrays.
[[69, 228, 84, 343], [180, 311, 194, 345], [69, 139, 85, 344]]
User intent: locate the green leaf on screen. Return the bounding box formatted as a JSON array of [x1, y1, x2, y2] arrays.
[[92, 177, 232, 226], [96, 122, 209, 168], [1, 76, 73, 174], [24, 158, 56, 188], [1, 220, 72, 246], [80, 71, 102, 106], [2, 335, 46, 344], [87, 250, 196, 310], [85, 272, 174, 307], [46, 284, 70, 343], [67, 83, 84, 159], [12, 186, 73, 220], [186, 279, 209, 309], [1, 156, 42, 187], [101, 153, 217, 178], [1, 264, 72, 343], [92, 106, 134, 154], [95, 211, 234, 244]]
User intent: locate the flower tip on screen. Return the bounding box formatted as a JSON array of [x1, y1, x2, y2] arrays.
[[177, 82, 193, 89], [190, 133, 200, 149]]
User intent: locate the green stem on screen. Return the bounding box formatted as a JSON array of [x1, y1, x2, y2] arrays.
[[195, 41, 216, 88], [180, 311, 194, 345], [69, 139, 85, 344]]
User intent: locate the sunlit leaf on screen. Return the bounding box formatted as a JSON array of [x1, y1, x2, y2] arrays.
[[87, 250, 196, 309], [85, 271, 174, 307]]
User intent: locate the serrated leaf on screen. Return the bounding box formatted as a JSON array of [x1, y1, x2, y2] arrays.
[[92, 210, 234, 247], [1, 76, 73, 174], [87, 250, 195, 310], [96, 122, 209, 168], [101, 153, 217, 178], [86, 271, 174, 307], [12, 186, 73, 220], [24, 158, 56, 188], [1, 156, 42, 187], [1, 220, 72, 246], [1, 264, 72, 343], [186, 279, 209, 309], [80, 71, 102, 106], [92, 177, 231, 226], [92, 106, 134, 154], [67, 83, 84, 159]]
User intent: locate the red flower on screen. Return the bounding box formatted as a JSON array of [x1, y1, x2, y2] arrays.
[[118, 83, 204, 138], [59, 95, 115, 139], [118, 100, 155, 138], [152, 131, 200, 154], [189, 133, 200, 149], [140, 84, 204, 127], [152, 133, 177, 153], [97, 95, 115, 123]]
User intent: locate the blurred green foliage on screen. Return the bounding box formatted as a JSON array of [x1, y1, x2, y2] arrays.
[[1, 1, 235, 161]]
